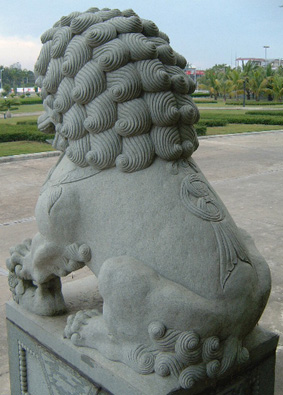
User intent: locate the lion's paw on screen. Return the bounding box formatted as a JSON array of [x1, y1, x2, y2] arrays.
[[8, 271, 34, 303], [8, 272, 66, 316], [6, 238, 33, 280], [64, 309, 109, 348]]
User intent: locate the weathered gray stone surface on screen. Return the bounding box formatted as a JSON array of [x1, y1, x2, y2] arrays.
[[6, 149, 272, 389], [1, 131, 283, 393], [6, 278, 279, 395], [4, 6, 277, 392]]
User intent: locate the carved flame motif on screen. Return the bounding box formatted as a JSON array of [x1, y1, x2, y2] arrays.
[[181, 174, 251, 288]]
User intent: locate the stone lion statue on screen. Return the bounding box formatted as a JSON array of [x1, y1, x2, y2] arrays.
[[7, 7, 271, 390]]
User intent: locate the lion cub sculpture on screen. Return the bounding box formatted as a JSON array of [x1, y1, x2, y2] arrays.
[[7, 7, 271, 390]]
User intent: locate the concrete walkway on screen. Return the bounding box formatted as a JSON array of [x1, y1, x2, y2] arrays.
[[1, 131, 283, 394]]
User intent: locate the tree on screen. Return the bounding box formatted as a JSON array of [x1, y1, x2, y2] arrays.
[[270, 74, 283, 101], [198, 70, 220, 100], [240, 61, 259, 101], [227, 68, 242, 99], [249, 69, 268, 101], [2, 83, 11, 96], [196, 62, 283, 102], [217, 76, 233, 101], [0, 96, 20, 114], [0, 64, 36, 94]]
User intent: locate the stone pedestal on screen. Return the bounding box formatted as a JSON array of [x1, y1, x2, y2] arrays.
[[6, 277, 278, 395]]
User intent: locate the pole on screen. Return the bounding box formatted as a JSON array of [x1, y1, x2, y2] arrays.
[[263, 46, 270, 67], [0, 69, 3, 91], [243, 79, 246, 107]]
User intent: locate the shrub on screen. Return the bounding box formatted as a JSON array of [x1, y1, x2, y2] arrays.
[[201, 115, 283, 126], [16, 120, 38, 125], [195, 124, 207, 136], [191, 92, 211, 98], [227, 116, 283, 125], [0, 131, 54, 143], [0, 107, 19, 112], [0, 123, 54, 140], [245, 111, 283, 116], [0, 124, 38, 133], [19, 97, 43, 105], [199, 120, 228, 127], [193, 99, 218, 104], [225, 101, 283, 106]]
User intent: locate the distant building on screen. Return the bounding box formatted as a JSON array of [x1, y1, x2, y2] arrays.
[[16, 87, 39, 94], [184, 64, 205, 84], [236, 57, 283, 69]]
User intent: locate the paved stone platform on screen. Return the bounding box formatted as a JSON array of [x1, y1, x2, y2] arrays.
[[1, 131, 282, 394]]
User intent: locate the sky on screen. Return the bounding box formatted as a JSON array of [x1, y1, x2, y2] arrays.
[[0, 0, 282, 71]]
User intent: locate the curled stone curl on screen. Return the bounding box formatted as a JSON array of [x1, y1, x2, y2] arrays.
[[36, 6, 199, 172], [125, 321, 251, 390]]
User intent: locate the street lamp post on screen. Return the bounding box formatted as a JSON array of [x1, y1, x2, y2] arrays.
[[243, 79, 246, 107], [263, 46, 270, 67], [0, 68, 4, 91]]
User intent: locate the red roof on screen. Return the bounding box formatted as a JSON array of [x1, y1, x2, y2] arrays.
[[185, 70, 205, 76]]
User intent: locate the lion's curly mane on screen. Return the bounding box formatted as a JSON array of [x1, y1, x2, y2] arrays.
[[35, 7, 199, 172]]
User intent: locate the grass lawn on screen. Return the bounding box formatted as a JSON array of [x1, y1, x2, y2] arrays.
[[12, 103, 43, 113], [206, 124, 283, 136], [0, 141, 55, 157], [0, 103, 43, 116], [0, 101, 282, 157], [199, 109, 248, 117], [0, 115, 39, 125], [195, 101, 224, 107], [196, 98, 283, 109], [199, 108, 283, 117]]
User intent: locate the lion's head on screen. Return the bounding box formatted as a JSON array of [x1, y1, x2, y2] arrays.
[[35, 7, 199, 172]]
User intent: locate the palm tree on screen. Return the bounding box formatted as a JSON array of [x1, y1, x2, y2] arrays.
[[198, 69, 220, 100], [227, 68, 242, 100], [271, 74, 283, 101], [198, 65, 233, 100], [249, 69, 268, 101], [198, 62, 283, 103], [217, 77, 233, 101], [264, 64, 275, 101], [240, 61, 259, 101]]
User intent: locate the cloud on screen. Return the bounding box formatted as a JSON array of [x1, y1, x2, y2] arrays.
[[0, 35, 41, 71]]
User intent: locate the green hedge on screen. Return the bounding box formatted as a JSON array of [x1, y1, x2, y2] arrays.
[[16, 120, 38, 125], [225, 101, 283, 106], [0, 123, 54, 143], [19, 97, 43, 105], [191, 92, 211, 98], [245, 111, 283, 116], [0, 108, 19, 112], [200, 114, 283, 126], [195, 124, 207, 136], [199, 120, 228, 127], [0, 124, 38, 134], [0, 131, 54, 143], [227, 117, 283, 125], [193, 99, 218, 104]]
